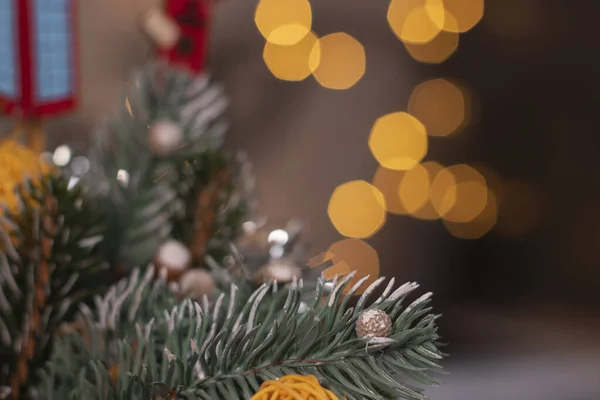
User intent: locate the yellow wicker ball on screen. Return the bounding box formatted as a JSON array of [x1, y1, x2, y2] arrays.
[[250, 374, 340, 400], [0, 139, 52, 217]]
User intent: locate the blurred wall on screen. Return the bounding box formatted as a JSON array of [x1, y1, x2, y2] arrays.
[[38, 0, 457, 301], [24, 0, 600, 311], [44, 0, 158, 148]]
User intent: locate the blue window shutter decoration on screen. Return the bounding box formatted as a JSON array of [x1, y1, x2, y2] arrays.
[[0, 0, 18, 98], [33, 0, 73, 101]]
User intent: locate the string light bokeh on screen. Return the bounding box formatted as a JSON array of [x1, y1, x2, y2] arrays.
[[403, 28, 459, 64], [251, 0, 542, 281], [263, 31, 320, 81], [255, 0, 366, 89], [327, 180, 386, 239], [408, 78, 469, 137], [368, 112, 429, 171], [322, 238, 380, 294], [387, 0, 483, 64], [254, 0, 312, 45], [387, 0, 446, 45], [309, 33, 366, 90]]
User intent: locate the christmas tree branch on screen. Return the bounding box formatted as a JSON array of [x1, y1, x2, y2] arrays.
[[189, 167, 230, 263], [7, 196, 55, 399], [41, 267, 444, 400], [83, 63, 252, 275], [0, 173, 108, 399], [175, 151, 254, 266]]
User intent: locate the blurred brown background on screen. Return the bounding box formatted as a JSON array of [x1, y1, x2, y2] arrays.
[[39, 0, 600, 304], [9, 0, 600, 397]]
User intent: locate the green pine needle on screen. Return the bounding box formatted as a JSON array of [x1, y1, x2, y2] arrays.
[[0, 172, 108, 397], [83, 62, 254, 274], [39, 267, 444, 400]]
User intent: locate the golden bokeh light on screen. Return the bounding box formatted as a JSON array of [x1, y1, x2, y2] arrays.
[[254, 0, 312, 45], [431, 164, 489, 222], [448, 181, 488, 222], [372, 166, 408, 215], [324, 238, 380, 294], [495, 181, 542, 237], [430, 167, 457, 216], [403, 9, 459, 64], [308, 33, 366, 90], [388, 0, 446, 44], [442, 0, 485, 33], [263, 31, 319, 81], [444, 189, 498, 239], [368, 112, 428, 170], [372, 162, 447, 219], [411, 161, 446, 220], [408, 78, 468, 137], [399, 163, 430, 214], [404, 30, 459, 64], [327, 180, 386, 238]]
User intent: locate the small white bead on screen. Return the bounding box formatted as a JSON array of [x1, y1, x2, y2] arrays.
[[179, 269, 216, 300], [148, 120, 183, 156], [155, 240, 191, 273]]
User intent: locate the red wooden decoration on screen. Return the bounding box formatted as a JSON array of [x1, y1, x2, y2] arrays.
[[0, 0, 78, 119], [159, 0, 211, 74]]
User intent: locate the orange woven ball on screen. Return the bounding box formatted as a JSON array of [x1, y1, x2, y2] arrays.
[[250, 374, 339, 400], [0, 139, 52, 217]]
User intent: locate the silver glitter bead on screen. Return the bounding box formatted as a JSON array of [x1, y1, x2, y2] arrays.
[[356, 309, 392, 338]]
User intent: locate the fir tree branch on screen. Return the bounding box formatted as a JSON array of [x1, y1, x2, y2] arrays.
[[40, 267, 444, 400], [0, 173, 108, 399], [83, 63, 252, 275], [172, 151, 255, 266], [189, 167, 230, 264]]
